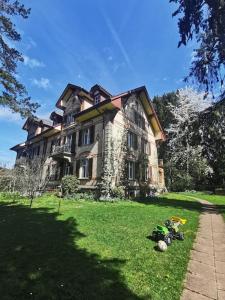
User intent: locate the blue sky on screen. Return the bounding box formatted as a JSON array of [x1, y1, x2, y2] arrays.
[[0, 0, 195, 166]]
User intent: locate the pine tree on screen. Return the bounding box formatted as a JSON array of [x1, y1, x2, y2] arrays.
[[0, 0, 39, 117]]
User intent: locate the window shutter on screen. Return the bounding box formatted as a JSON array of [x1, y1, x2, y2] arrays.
[[63, 115, 67, 124], [125, 160, 129, 179], [78, 130, 82, 146], [76, 160, 80, 177], [134, 134, 138, 150], [88, 158, 93, 179], [90, 125, 95, 144], [70, 163, 73, 175], [71, 132, 76, 153], [149, 166, 153, 182], [135, 162, 140, 180], [134, 111, 138, 124], [149, 142, 151, 155]]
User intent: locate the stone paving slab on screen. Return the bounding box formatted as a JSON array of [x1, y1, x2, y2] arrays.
[[192, 242, 214, 255], [218, 290, 225, 300], [181, 197, 225, 300], [215, 251, 225, 262], [182, 288, 214, 300], [216, 273, 225, 291], [215, 261, 225, 274], [187, 260, 216, 280], [184, 272, 217, 299], [191, 250, 214, 266]]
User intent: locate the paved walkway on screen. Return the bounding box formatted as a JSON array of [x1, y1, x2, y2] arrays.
[[181, 198, 225, 300]]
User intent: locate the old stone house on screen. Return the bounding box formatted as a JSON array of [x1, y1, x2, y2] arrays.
[[11, 84, 165, 196]]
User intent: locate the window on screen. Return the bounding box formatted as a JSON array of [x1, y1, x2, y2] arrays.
[[94, 94, 100, 105], [43, 140, 47, 155], [134, 111, 146, 130], [80, 159, 89, 178], [66, 134, 72, 146], [76, 158, 93, 179], [78, 126, 95, 146], [144, 166, 149, 181], [82, 128, 90, 145], [141, 138, 149, 154], [127, 131, 137, 149], [64, 113, 75, 126], [50, 140, 55, 153], [64, 163, 71, 176], [128, 161, 135, 180]]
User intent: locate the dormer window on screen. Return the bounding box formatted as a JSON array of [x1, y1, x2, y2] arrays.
[[94, 94, 100, 105]]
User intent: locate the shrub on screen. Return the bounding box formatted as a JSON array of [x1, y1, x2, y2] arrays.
[[61, 175, 79, 197], [65, 192, 95, 201], [111, 186, 125, 199]]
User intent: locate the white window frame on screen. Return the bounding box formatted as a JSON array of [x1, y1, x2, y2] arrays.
[[142, 140, 148, 154], [144, 166, 149, 181], [128, 161, 135, 180], [127, 131, 134, 148], [79, 158, 89, 179], [66, 134, 72, 146], [82, 128, 90, 145], [64, 163, 71, 176]]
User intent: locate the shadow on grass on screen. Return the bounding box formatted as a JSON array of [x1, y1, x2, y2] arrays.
[[134, 196, 225, 215], [0, 202, 143, 300], [134, 196, 203, 212]]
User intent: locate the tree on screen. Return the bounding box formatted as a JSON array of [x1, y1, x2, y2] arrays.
[[195, 99, 225, 188], [165, 87, 212, 190], [0, 0, 39, 117], [170, 0, 225, 96], [12, 156, 50, 206]]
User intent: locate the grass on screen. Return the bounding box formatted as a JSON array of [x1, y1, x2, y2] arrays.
[[0, 193, 201, 300], [183, 192, 225, 219]]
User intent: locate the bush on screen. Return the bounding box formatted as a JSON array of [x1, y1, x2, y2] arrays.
[[61, 175, 79, 197], [0, 191, 23, 201], [111, 186, 125, 199], [65, 192, 95, 201]]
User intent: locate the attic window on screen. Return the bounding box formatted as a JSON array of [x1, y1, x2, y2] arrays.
[[94, 94, 100, 105]]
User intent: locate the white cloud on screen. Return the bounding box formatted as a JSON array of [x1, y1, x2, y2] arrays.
[[31, 78, 50, 89], [23, 55, 45, 68], [0, 107, 21, 123]]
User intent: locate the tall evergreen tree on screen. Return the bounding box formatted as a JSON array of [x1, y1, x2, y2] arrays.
[[170, 0, 225, 97], [0, 0, 39, 117]]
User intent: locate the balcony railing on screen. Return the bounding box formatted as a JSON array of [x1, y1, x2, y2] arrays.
[[52, 144, 71, 155]]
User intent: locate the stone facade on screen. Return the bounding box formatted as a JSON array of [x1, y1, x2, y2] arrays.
[[11, 84, 166, 195]]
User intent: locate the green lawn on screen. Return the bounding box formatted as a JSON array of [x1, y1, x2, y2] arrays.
[[184, 192, 225, 219], [0, 193, 201, 300]]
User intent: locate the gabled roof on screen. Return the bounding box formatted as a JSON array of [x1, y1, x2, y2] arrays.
[[75, 85, 165, 141], [90, 84, 112, 97], [56, 83, 93, 109], [50, 110, 63, 121], [22, 116, 53, 131]]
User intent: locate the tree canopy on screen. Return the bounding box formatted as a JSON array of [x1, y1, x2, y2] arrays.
[[171, 0, 225, 97], [0, 0, 39, 117]]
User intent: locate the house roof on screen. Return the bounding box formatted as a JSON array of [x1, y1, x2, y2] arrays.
[[90, 84, 112, 97], [22, 116, 53, 131], [76, 85, 165, 140], [56, 83, 93, 109]]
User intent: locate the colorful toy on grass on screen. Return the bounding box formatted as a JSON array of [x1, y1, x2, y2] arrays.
[[151, 216, 187, 246], [151, 225, 173, 246], [164, 216, 187, 241]]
